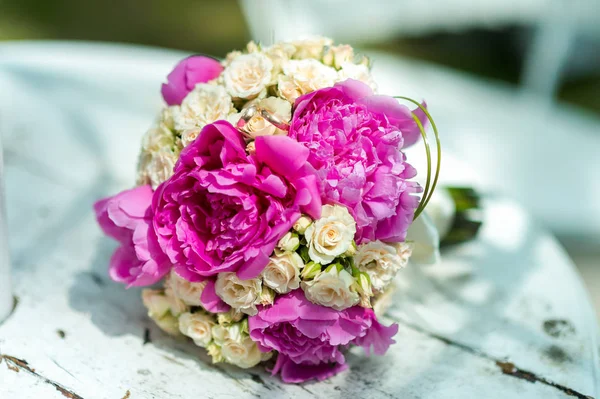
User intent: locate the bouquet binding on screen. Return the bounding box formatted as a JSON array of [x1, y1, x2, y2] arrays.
[[94, 37, 440, 384]]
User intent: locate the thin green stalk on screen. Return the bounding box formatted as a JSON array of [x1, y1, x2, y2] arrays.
[[394, 96, 442, 220]]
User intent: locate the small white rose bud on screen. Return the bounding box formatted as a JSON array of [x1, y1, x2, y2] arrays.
[[293, 215, 312, 234], [240, 319, 250, 335], [344, 241, 357, 257], [154, 313, 182, 337], [322, 44, 355, 69], [217, 309, 244, 325], [324, 262, 344, 273], [258, 286, 276, 306], [277, 231, 300, 252], [246, 41, 260, 53], [141, 289, 171, 319], [207, 342, 223, 363], [353, 272, 373, 308], [301, 261, 322, 280]]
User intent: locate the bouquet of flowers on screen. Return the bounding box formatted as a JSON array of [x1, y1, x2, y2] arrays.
[[94, 37, 440, 383]]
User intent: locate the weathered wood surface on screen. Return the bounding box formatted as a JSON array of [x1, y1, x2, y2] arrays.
[[0, 42, 598, 399]]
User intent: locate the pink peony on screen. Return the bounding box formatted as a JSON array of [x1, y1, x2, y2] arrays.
[[161, 55, 223, 106], [289, 79, 426, 243], [94, 185, 171, 287], [248, 289, 398, 383], [152, 121, 321, 281]]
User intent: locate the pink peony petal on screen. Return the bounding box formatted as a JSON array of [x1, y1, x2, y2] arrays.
[[270, 355, 348, 384], [161, 55, 223, 106], [353, 309, 399, 356], [255, 135, 309, 177], [96, 185, 171, 287], [200, 279, 230, 313]]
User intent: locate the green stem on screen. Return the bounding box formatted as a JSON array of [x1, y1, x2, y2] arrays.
[[394, 96, 442, 220]]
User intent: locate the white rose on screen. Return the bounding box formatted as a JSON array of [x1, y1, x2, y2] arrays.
[[141, 289, 171, 319], [215, 273, 262, 316], [154, 314, 182, 337], [141, 289, 182, 336], [323, 44, 355, 69], [263, 42, 296, 82], [145, 149, 177, 190], [304, 204, 356, 265], [239, 97, 292, 138], [222, 50, 242, 68], [178, 312, 215, 347], [141, 121, 175, 153], [292, 36, 333, 59], [276, 231, 300, 252], [223, 53, 273, 99], [262, 252, 303, 294], [180, 128, 201, 148], [278, 59, 338, 103], [337, 62, 378, 92], [394, 241, 413, 266], [301, 267, 359, 310], [213, 324, 263, 368], [355, 240, 407, 293], [172, 84, 234, 132], [164, 270, 206, 307]]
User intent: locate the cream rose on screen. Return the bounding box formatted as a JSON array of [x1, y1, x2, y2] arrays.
[[172, 84, 234, 132], [304, 204, 356, 265], [301, 267, 359, 310], [141, 121, 175, 153], [180, 128, 202, 148], [262, 252, 304, 294], [154, 314, 182, 336], [141, 289, 171, 319], [292, 36, 333, 59], [141, 289, 181, 336], [322, 44, 355, 69], [354, 240, 407, 293], [278, 59, 338, 103], [178, 312, 215, 347], [136, 111, 179, 187], [212, 324, 264, 368], [215, 273, 262, 316], [164, 270, 206, 307], [337, 62, 378, 92], [263, 42, 296, 82], [145, 149, 178, 190], [223, 53, 273, 99], [222, 50, 242, 68]]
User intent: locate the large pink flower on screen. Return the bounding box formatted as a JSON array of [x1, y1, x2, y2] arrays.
[[161, 55, 223, 105], [152, 121, 321, 281], [248, 289, 398, 383], [289, 79, 426, 243], [94, 185, 171, 287]]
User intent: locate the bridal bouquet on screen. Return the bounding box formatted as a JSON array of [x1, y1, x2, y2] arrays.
[[94, 37, 440, 383]]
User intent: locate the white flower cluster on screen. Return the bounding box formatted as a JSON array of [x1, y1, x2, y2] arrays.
[[209, 204, 411, 313], [142, 271, 270, 369], [141, 204, 412, 366], [136, 37, 375, 187]]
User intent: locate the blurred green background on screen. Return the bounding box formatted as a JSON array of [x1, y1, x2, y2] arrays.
[[1, 0, 598, 114]]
